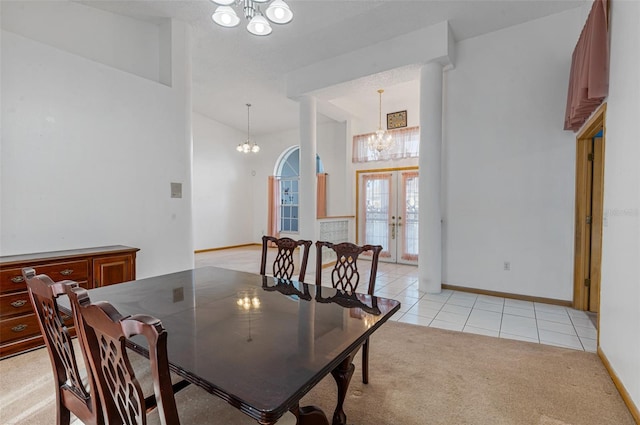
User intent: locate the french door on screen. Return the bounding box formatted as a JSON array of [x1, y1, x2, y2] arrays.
[[357, 168, 419, 265]]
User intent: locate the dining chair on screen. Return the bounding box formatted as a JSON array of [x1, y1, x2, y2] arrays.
[[66, 285, 182, 425], [261, 235, 312, 281], [22, 267, 104, 425], [315, 241, 383, 384]]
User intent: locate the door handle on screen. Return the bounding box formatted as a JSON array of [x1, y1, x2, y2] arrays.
[[390, 215, 396, 239]]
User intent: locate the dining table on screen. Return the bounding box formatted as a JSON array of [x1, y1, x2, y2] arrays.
[[59, 266, 400, 425]]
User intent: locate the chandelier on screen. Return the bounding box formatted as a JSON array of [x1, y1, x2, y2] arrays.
[[237, 103, 260, 154], [211, 0, 293, 36], [368, 89, 394, 155]]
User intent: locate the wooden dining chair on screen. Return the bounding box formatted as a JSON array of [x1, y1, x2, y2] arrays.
[[66, 285, 181, 425], [261, 235, 312, 281], [22, 268, 104, 425], [315, 241, 383, 384]]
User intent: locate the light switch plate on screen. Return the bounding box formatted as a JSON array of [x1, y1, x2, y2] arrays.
[[171, 182, 182, 199]]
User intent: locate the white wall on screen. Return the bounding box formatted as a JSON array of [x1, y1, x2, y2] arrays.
[[598, 0, 640, 410], [1, 1, 164, 84], [318, 119, 348, 216], [250, 117, 348, 241], [443, 9, 583, 300], [192, 112, 254, 250], [1, 3, 194, 278], [192, 111, 347, 251]]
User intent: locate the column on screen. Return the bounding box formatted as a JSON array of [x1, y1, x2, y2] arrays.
[[418, 62, 444, 294], [299, 95, 318, 274]]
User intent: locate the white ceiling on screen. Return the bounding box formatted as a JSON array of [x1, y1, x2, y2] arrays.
[[79, 0, 582, 135]]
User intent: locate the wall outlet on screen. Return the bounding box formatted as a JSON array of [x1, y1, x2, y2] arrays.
[[503, 261, 511, 271]]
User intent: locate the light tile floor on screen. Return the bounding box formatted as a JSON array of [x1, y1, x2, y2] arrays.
[[196, 247, 598, 352], [367, 262, 597, 352]]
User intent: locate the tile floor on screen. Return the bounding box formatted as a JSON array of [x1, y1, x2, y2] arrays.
[[368, 262, 598, 352], [196, 247, 598, 353]]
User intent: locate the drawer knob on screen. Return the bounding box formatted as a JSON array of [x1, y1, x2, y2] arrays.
[[10, 300, 27, 308], [11, 324, 28, 333], [11, 276, 25, 283], [60, 269, 74, 276]]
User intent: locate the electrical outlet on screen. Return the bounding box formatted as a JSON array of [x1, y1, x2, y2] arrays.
[[504, 261, 511, 271]]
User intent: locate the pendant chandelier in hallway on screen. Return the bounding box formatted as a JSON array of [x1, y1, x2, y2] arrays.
[[237, 103, 260, 154], [368, 89, 394, 155], [211, 0, 293, 36]]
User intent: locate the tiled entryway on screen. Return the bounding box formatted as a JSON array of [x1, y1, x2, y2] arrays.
[[196, 247, 598, 352]]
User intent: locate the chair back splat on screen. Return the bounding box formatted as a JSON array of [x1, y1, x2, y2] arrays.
[[22, 267, 103, 425], [315, 241, 382, 295], [261, 236, 312, 281], [67, 286, 181, 425]]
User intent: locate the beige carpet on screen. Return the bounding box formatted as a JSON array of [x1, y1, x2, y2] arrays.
[[0, 321, 634, 425]]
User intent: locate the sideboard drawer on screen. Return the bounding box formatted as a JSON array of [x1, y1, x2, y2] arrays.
[[0, 292, 33, 319], [0, 260, 89, 294], [0, 268, 28, 294], [0, 314, 41, 345], [31, 260, 89, 284]]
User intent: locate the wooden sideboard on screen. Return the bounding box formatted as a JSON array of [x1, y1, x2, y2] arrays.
[[0, 245, 139, 358]]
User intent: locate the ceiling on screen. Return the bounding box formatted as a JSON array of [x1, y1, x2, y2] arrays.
[[79, 0, 583, 136]]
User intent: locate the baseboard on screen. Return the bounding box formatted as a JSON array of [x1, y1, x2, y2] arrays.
[[194, 243, 260, 254], [441, 284, 573, 307], [597, 347, 640, 424]]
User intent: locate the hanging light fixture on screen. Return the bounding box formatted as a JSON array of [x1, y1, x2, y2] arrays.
[[211, 0, 293, 36], [367, 89, 394, 155], [237, 103, 260, 154]]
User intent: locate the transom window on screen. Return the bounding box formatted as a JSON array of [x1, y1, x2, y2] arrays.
[[352, 126, 420, 163]]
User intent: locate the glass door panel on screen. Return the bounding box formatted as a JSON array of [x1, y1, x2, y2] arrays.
[[361, 173, 393, 259], [399, 171, 419, 265]]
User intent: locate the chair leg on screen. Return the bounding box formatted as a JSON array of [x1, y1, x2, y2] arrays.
[[362, 339, 369, 384], [57, 400, 71, 425]]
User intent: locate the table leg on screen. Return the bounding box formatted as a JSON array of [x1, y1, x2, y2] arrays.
[[330, 353, 355, 425], [289, 403, 329, 425]]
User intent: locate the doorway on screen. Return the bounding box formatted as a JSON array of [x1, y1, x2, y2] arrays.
[[356, 167, 419, 265], [573, 104, 606, 313]]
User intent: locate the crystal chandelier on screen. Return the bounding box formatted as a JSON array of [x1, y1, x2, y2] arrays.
[[368, 89, 394, 155], [237, 103, 260, 154], [211, 0, 293, 36]]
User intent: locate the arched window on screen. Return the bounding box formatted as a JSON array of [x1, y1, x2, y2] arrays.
[[274, 147, 324, 233]]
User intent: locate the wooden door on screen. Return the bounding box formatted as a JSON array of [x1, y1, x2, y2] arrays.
[[573, 105, 605, 313], [589, 136, 604, 312]]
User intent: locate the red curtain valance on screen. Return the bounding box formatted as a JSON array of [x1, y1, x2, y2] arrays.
[[564, 0, 609, 132]]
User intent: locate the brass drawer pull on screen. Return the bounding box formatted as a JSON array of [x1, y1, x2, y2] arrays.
[[11, 324, 27, 333], [11, 276, 25, 283], [60, 269, 74, 276], [11, 300, 27, 308]]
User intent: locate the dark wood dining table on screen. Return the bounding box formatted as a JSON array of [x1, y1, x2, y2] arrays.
[[59, 266, 400, 425]]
